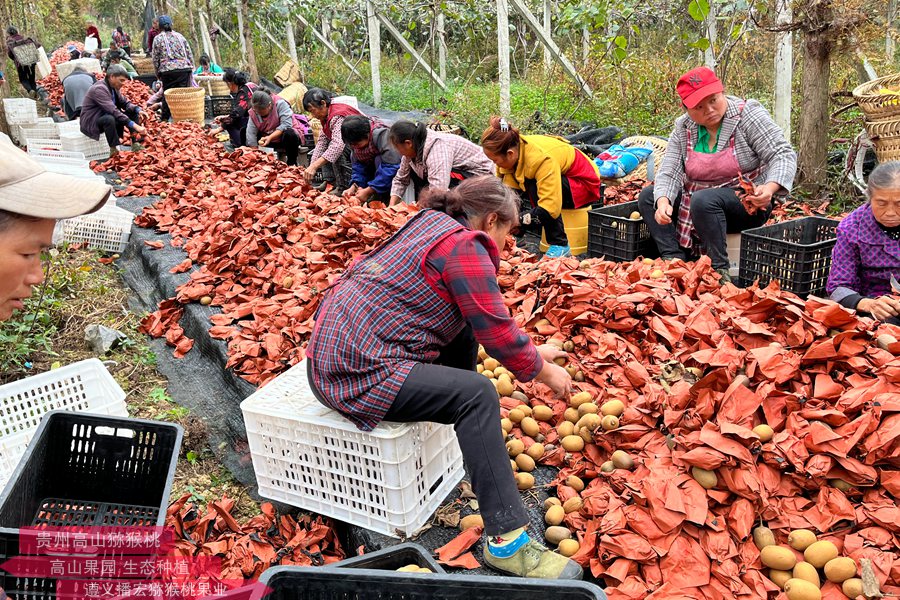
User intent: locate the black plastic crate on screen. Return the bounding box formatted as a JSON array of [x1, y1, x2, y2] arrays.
[[204, 95, 234, 120], [332, 543, 445, 573], [259, 566, 607, 599], [738, 217, 839, 297], [0, 411, 183, 600], [134, 73, 157, 88], [587, 200, 658, 262]]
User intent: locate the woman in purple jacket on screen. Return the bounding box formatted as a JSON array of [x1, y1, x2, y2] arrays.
[[827, 161, 900, 323]]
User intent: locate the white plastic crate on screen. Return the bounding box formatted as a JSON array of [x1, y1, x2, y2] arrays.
[[56, 119, 83, 136], [25, 138, 63, 153], [39, 161, 106, 181], [28, 148, 89, 165], [60, 131, 111, 161], [18, 124, 59, 142], [241, 360, 464, 537], [54, 203, 132, 253], [0, 358, 129, 489], [2, 98, 38, 124]]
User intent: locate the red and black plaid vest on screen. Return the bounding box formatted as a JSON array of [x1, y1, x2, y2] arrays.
[[307, 209, 467, 431]]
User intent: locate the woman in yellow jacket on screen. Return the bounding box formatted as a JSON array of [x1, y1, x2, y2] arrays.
[[481, 117, 601, 257]]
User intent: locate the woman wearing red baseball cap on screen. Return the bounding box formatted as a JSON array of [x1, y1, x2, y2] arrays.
[[637, 66, 797, 283]]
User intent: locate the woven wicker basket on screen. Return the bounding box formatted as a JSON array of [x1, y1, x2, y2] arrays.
[[603, 135, 669, 185], [865, 117, 900, 140], [874, 135, 900, 163], [852, 73, 900, 121], [195, 75, 230, 97], [132, 56, 155, 76], [164, 87, 205, 123]]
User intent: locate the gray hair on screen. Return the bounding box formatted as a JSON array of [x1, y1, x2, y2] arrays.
[[867, 161, 900, 198], [106, 64, 129, 79], [251, 89, 274, 109]]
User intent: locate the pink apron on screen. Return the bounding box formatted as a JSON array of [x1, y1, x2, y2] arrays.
[[675, 102, 760, 249]]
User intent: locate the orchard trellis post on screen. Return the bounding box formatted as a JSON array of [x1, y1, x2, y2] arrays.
[[703, 1, 717, 68], [375, 11, 447, 90], [508, 0, 593, 98], [367, 0, 382, 106], [773, 0, 792, 138], [295, 12, 361, 75], [542, 0, 551, 72], [198, 12, 216, 63], [235, 0, 247, 62], [436, 11, 447, 82], [889, 0, 897, 62], [286, 22, 298, 63], [497, 0, 512, 115]]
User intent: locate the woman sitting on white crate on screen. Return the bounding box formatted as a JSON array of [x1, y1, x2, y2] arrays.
[[827, 161, 900, 325], [0, 137, 110, 322], [80, 65, 148, 156], [307, 175, 583, 581]]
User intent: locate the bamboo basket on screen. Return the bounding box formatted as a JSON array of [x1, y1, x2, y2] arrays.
[[852, 73, 900, 121], [132, 56, 155, 76], [604, 135, 669, 185], [195, 75, 230, 97], [164, 87, 205, 123], [865, 116, 900, 140], [873, 136, 900, 163]]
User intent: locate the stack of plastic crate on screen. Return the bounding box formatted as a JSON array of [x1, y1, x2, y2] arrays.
[[60, 130, 110, 161], [17, 117, 58, 148], [2, 98, 38, 145], [28, 147, 106, 182], [54, 202, 134, 253]]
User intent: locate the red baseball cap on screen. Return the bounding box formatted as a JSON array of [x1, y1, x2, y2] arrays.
[[676, 67, 724, 109]]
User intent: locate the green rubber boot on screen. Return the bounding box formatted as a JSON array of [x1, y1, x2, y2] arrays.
[[484, 537, 583, 580]]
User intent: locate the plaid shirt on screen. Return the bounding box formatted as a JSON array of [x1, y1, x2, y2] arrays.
[[827, 203, 900, 309], [308, 209, 542, 431], [311, 115, 346, 163], [390, 129, 494, 198], [654, 97, 797, 204]]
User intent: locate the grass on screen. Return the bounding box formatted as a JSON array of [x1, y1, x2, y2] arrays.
[[0, 247, 259, 519]]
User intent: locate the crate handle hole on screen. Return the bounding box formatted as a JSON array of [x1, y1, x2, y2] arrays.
[[94, 426, 135, 439]]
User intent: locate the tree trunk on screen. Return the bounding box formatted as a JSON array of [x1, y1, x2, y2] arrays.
[[239, 0, 258, 81], [797, 1, 833, 194]]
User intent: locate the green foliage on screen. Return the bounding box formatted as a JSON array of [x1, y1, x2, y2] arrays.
[[149, 387, 173, 403], [688, 0, 711, 22]]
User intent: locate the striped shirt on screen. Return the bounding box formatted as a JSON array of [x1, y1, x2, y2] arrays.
[[654, 96, 797, 204], [390, 129, 494, 198]]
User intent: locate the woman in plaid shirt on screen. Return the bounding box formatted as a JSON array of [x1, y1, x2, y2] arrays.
[[388, 121, 494, 205], [308, 176, 582, 580], [637, 67, 796, 283]]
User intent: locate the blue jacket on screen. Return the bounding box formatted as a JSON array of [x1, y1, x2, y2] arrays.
[[351, 127, 401, 194]]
